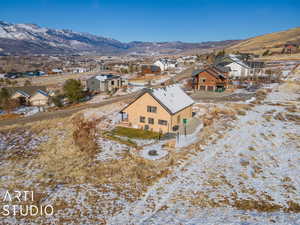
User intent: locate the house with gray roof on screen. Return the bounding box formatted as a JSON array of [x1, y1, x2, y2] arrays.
[[86, 74, 128, 93], [215, 54, 265, 78], [8, 86, 50, 106]]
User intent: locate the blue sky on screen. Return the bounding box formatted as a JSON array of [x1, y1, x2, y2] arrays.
[[1, 0, 300, 42]]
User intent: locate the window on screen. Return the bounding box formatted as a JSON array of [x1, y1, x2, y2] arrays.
[[147, 106, 157, 113], [140, 116, 145, 123], [172, 125, 179, 131], [201, 78, 206, 83], [158, 120, 167, 126], [177, 115, 181, 124], [148, 117, 154, 124], [207, 86, 214, 91]]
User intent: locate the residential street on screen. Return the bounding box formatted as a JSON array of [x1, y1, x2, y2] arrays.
[[0, 66, 196, 127], [0, 92, 139, 127]]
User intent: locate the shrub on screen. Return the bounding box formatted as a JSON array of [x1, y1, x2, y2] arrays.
[[51, 95, 64, 107], [63, 79, 85, 103], [262, 50, 270, 56], [24, 80, 32, 86]]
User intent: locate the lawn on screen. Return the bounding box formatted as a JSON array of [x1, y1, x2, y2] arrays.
[[111, 126, 160, 139]]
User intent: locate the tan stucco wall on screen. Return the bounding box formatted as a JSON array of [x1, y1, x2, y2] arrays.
[[30, 93, 49, 106], [11, 92, 24, 99], [170, 106, 193, 129], [123, 92, 193, 133]]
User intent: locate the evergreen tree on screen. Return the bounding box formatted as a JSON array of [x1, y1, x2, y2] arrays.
[[63, 79, 84, 103]]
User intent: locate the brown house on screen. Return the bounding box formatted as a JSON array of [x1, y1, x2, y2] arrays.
[[192, 66, 228, 92], [120, 85, 194, 134], [282, 42, 299, 54], [140, 64, 161, 76]]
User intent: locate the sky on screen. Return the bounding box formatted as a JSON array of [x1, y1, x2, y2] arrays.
[[1, 0, 300, 43]]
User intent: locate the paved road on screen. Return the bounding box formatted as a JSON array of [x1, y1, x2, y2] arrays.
[[0, 92, 139, 127]]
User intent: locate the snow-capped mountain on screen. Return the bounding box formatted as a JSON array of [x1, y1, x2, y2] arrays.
[[0, 21, 239, 55], [0, 21, 129, 55]]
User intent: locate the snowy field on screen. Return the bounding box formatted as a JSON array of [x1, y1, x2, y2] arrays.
[[95, 136, 131, 161], [109, 81, 300, 225]]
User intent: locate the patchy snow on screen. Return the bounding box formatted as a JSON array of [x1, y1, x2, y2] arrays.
[[150, 76, 170, 85], [82, 102, 125, 130], [131, 138, 156, 146], [0, 129, 49, 159], [175, 123, 203, 148], [245, 96, 256, 103], [129, 81, 148, 86], [126, 85, 145, 93], [142, 205, 300, 225], [13, 106, 42, 116], [140, 142, 169, 160], [1, 81, 300, 224], [88, 94, 108, 103], [266, 82, 300, 102], [109, 83, 300, 225], [95, 137, 130, 161]]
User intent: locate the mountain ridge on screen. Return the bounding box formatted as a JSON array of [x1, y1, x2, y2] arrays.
[[0, 21, 239, 56], [227, 26, 300, 54]]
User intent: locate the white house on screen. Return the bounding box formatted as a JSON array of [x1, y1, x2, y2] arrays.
[[154, 59, 178, 71], [72, 67, 88, 73], [177, 56, 197, 64], [225, 60, 250, 78], [219, 55, 265, 79]]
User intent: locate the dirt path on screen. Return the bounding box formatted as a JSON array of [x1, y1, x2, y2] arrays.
[[0, 92, 139, 127]]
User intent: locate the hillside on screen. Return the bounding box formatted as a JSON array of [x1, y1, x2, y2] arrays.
[[1, 77, 300, 224], [0, 21, 238, 56], [228, 27, 300, 55]]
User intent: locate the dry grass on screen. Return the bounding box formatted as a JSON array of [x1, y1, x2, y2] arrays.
[[110, 126, 160, 140], [0, 113, 21, 121], [227, 27, 300, 55]]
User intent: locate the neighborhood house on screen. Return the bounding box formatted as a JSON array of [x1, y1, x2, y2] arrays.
[[9, 86, 50, 106], [86, 74, 128, 93], [140, 64, 161, 76], [120, 85, 194, 133], [192, 66, 228, 92], [154, 58, 178, 71], [216, 54, 265, 79]]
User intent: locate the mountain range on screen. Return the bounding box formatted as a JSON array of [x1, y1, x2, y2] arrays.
[[0, 21, 239, 56]]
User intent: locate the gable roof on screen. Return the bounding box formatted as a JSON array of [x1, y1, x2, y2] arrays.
[[192, 67, 226, 80], [16, 90, 31, 98], [7, 86, 47, 97], [35, 89, 49, 97], [213, 64, 231, 72], [192, 69, 205, 77], [244, 61, 265, 68], [91, 74, 121, 82], [122, 84, 194, 115], [226, 55, 250, 69], [141, 64, 161, 72]]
